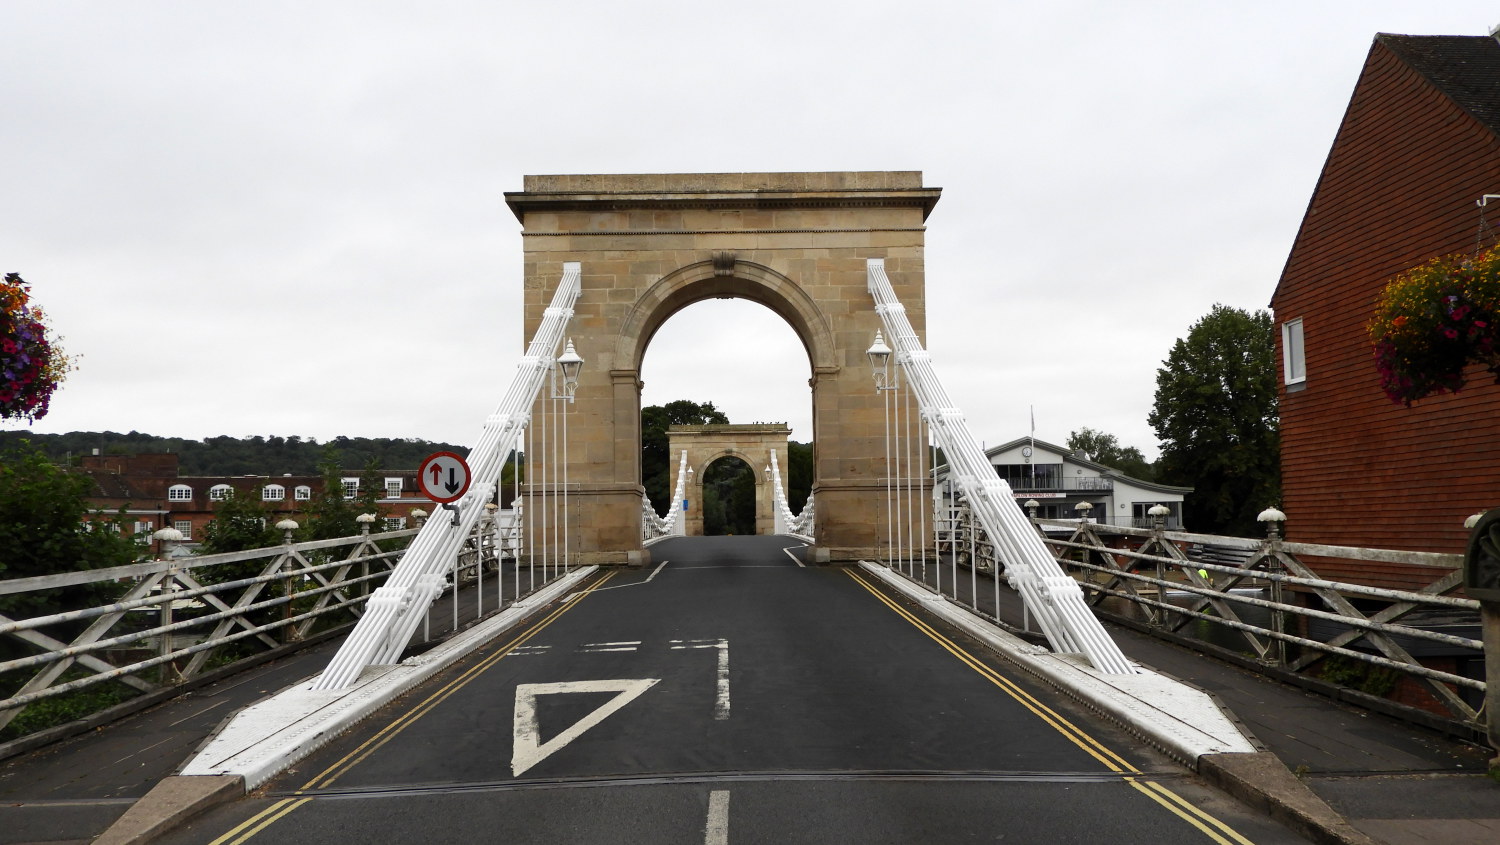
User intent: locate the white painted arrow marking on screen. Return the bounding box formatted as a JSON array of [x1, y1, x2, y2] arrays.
[[511, 678, 659, 776]]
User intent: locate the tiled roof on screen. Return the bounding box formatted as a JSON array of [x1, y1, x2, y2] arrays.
[[1377, 33, 1500, 136]]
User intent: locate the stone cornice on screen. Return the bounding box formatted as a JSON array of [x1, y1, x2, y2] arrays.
[[505, 180, 941, 223], [521, 227, 926, 237]]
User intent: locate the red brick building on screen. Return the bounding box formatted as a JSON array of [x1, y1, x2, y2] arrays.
[[1271, 32, 1500, 587], [76, 453, 431, 550]]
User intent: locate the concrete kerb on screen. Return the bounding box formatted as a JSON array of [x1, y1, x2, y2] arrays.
[[857, 562, 1376, 844], [94, 566, 598, 845]]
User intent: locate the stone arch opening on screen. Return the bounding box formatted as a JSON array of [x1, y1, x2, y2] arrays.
[[669, 424, 791, 536], [698, 453, 755, 536], [509, 171, 937, 565]]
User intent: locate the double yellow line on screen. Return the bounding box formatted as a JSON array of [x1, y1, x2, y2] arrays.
[[844, 569, 1257, 845], [211, 572, 617, 845]]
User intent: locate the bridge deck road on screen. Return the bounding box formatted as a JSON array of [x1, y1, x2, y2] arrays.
[[161, 536, 1308, 844]]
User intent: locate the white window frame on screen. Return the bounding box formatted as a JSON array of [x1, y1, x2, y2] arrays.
[[174, 520, 193, 540], [383, 516, 407, 531], [384, 478, 402, 498], [1282, 318, 1306, 386], [263, 484, 285, 502], [295, 485, 312, 501], [168, 484, 193, 502], [209, 484, 234, 502], [342, 478, 359, 500]]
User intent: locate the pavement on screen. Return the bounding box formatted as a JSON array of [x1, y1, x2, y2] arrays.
[[0, 555, 1494, 845]]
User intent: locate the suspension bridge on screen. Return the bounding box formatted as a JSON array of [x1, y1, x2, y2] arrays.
[[1, 173, 1494, 845]]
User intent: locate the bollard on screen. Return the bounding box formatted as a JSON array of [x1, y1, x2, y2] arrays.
[[1462, 510, 1500, 769]]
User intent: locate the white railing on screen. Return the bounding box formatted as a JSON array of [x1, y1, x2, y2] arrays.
[[768, 448, 813, 538], [644, 451, 691, 541], [0, 528, 409, 737], [867, 258, 1134, 675], [316, 263, 584, 690], [938, 509, 1485, 732]]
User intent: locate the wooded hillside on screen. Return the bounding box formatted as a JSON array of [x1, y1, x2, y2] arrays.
[[0, 431, 467, 475]]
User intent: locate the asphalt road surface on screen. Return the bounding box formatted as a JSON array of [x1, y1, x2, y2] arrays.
[[159, 536, 1310, 844]]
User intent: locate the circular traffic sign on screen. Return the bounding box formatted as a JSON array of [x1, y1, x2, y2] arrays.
[[418, 451, 472, 504]]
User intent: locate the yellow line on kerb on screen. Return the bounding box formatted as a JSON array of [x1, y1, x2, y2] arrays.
[[844, 569, 1258, 845], [209, 571, 617, 845]]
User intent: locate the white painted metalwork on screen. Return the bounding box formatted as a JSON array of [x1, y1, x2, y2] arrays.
[[767, 448, 813, 538], [867, 258, 1135, 675], [0, 528, 411, 733], [316, 263, 582, 690], [643, 451, 691, 541]]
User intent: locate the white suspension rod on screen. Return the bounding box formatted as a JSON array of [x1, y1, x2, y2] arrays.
[[866, 259, 1134, 675], [315, 263, 582, 690]]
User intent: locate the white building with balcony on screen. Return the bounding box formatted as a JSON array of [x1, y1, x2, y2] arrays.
[[933, 437, 1191, 531]]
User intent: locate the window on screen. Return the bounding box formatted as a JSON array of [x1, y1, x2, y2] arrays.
[[168, 484, 193, 502], [385, 478, 402, 498], [263, 484, 285, 502], [342, 478, 359, 499], [209, 484, 233, 501], [174, 520, 193, 540], [384, 516, 407, 531], [1282, 318, 1306, 386], [295, 485, 312, 501]]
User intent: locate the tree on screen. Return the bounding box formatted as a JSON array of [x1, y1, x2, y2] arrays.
[[198, 485, 280, 556], [640, 400, 729, 514], [702, 456, 755, 535], [1066, 427, 1154, 481], [1149, 304, 1280, 536], [785, 440, 813, 513], [302, 447, 383, 541], [0, 440, 138, 617]]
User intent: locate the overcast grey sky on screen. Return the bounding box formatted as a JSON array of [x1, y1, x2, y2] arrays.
[[3, 1, 1496, 460]]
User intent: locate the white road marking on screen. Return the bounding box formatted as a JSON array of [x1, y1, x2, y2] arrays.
[[781, 544, 807, 567], [510, 645, 551, 656], [580, 641, 641, 653], [563, 560, 668, 601], [705, 790, 730, 845], [670, 638, 730, 720], [510, 678, 659, 777], [167, 698, 227, 727]]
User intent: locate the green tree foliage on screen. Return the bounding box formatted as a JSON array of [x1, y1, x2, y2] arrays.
[[198, 486, 280, 556], [302, 448, 384, 541], [1066, 427, 1154, 481], [0, 430, 465, 474], [641, 400, 729, 514], [785, 441, 813, 513], [702, 456, 755, 535], [1148, 304, 1280, 536], [0, 440, 138, 617]]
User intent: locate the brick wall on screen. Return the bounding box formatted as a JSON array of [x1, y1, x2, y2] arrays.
[[1273, 39, 1500, 585]]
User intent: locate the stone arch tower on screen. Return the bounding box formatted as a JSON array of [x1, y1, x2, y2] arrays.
[[668, 423, 791, 536], [505, 172, 938, 565]]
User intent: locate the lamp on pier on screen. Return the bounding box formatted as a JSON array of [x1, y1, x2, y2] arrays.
[[867, 330, 895, 390], [555, 339, 584, 401]]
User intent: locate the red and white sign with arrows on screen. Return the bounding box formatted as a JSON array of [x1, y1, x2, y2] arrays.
[[417, 451, 472, 504]]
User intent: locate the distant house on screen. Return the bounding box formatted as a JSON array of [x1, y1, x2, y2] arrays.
[[75, 453, 431, 550], [933, 437, 1190, 530], [1270, 32, 1500, 587]]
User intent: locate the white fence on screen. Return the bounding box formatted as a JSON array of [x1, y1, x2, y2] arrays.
[[934, 504, 1485, 733]]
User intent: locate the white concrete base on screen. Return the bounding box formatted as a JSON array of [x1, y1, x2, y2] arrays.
[[858, 562, 1257, 766], [182, 566, 597, 790]]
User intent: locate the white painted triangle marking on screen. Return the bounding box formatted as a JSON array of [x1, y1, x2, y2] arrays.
[[511, 678, 659, 777]]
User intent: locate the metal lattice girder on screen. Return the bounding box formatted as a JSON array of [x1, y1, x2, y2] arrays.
[[866, 259, 1134, 675], [315, 263, 582, 690]]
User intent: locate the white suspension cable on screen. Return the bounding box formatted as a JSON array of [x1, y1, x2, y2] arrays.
[[315, 263, 582, 690], [867, 259, 1135, 675]]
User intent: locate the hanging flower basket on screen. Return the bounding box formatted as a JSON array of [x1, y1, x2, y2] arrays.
[[1368, 246, 1500, 406], [1, 273, 72, 422]]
